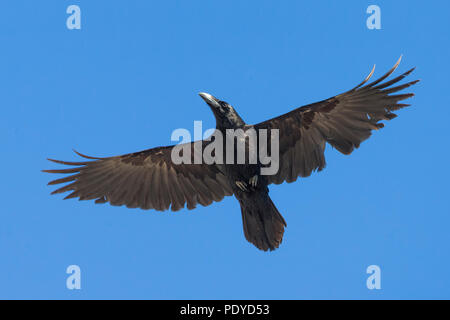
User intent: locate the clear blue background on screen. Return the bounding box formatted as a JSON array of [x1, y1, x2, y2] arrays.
[[1, 0, 449, 299]]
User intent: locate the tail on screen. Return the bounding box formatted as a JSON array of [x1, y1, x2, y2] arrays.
[[239, 192, 287, 251]]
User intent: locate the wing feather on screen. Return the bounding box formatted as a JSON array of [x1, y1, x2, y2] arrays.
[[254, 57, 419, 185], [43, 142, 233, 211]]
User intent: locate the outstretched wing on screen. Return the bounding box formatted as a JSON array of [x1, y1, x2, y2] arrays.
[[254, 56, 419, 185], [43, 142, 233, 211]]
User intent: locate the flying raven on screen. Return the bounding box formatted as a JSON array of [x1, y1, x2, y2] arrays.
[[44, 57, 418, 251]]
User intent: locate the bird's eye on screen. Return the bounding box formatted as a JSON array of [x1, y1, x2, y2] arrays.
[[220, 102, 230, 112]]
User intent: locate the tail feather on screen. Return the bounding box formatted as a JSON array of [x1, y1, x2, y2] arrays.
[[239, 193, 286, 251]]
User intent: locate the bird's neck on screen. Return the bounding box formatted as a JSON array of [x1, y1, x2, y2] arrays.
[[216, 111, 246, 130], [216, 118, 246, 131]]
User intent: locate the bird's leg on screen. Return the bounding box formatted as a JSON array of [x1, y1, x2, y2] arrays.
[[249, 175, 258, 187], [235, 180, 249, 192]]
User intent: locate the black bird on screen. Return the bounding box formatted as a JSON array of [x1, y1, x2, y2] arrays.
[[44, 57, 418, 251]]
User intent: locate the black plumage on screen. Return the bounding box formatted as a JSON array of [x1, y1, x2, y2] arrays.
[[43, 57, 418, 251]]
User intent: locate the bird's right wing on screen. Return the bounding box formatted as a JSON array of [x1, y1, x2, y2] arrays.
[[43, 142, 233, 211], [254, 57, 419, 185]]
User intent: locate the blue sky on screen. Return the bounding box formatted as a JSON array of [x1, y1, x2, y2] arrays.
[[1, 1, 449, 299]]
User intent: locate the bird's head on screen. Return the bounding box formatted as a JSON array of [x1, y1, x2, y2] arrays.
[[199, 92, 245, 128]]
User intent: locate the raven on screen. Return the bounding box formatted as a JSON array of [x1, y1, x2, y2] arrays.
[[44, 57, 418, 251]]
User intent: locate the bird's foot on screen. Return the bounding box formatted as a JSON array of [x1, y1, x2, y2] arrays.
[[249, 175, 258, 187], [235, 180, 249, 192]]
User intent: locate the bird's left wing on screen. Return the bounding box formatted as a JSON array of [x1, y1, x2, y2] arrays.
[[43, 142, 233, 211], [254, 57, 419, 185]]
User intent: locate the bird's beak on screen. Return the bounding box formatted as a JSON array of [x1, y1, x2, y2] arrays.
[[199, 92, 221, 109]]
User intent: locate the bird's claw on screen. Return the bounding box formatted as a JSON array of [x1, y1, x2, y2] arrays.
[[249, 175, 258, 187], [235, 180, 248, 192], [236, 176, 258, 191]]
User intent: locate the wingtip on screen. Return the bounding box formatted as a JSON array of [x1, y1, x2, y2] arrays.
[[393, 55, 402, 71], [366, 64, 376, 81], [72, 149, 83, 157], [345, 63, 376, 93], [72, 149, 103, 160]]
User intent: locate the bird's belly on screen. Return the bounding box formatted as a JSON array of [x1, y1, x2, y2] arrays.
[[225, 163, 259, 180]]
